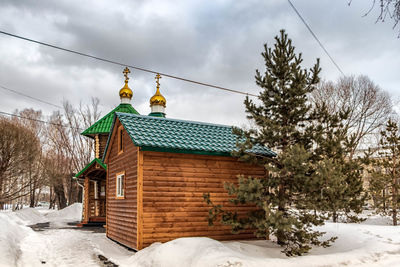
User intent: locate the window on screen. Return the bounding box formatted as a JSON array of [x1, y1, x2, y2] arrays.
[[94, 181, 98, 199], [118, 126, 123, 154], [116, 172, 125, 198]]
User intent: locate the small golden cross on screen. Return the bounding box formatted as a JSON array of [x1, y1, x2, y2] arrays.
[[155, 73, 161, 89], [123, 67, 130, 82]]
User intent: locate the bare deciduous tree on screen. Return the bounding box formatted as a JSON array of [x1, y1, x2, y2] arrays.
[[0, 117, 40, 208], [16, 109, 46, 207], [45, 98, 100, 208], [311, 75, 393, 158], [349, 0, 400, 35]]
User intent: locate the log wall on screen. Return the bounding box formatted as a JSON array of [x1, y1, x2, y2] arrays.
[[105, 119, 138, 249], [98, 134, 108, 159], [140, 151, 266, 249]]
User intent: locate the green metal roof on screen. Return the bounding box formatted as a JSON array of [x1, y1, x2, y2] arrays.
[[75, 158, 107, 178], [81, 104, 139, 137], [148, 112, 166, 118], [103, 112, 275, 158]]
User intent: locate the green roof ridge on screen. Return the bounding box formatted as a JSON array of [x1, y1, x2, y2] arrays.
[[75, 158, 106, 178], [81, 104, 139, 136], [117, 112, 234, 129], [102, 112, 275, 159]]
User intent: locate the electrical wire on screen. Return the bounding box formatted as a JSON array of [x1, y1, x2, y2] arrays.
[[287, 0, 345, 76], [0, 110, 83, 131], [0, 30, 258, 97], [0, 84, 63, 109]]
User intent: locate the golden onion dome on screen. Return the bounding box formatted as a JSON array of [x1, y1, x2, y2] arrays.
[[150, 74, 166, 107], [119, 83, 133, 99], [119, 67, 133, 99]]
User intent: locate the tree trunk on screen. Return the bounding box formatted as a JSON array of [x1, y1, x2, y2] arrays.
[[392, 153, 397, 226], [383, 189, 386, 213], [333, 211, 338, 223], [34, 187, 42, 207], [54, 184, 67, 210], [392, 176, 398, 226], [30, 187, 36, 208], [277, 183, 286, 245]]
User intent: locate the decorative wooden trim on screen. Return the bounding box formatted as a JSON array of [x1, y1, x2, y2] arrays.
[[140, 145, 232, 157], [106, 162, 109, 234], [95, 134, 100, 158], [115, 171, 126, 199], [117, 125, 124, 155], [137, 149, 144, 250], [104, 118, 120, 162], [83, 176, 90, 223]]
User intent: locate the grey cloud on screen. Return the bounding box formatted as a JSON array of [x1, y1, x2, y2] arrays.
[[0, 0, 399, 127]]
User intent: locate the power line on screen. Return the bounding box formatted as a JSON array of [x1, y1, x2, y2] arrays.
[[0, 30, 258, 97], [0, 84, 63, 109], [287, 0, 345, 76], [0, 110, 83, 131]]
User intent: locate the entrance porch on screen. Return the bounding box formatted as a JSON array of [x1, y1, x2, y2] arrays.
[[74, 158, 107, 226]]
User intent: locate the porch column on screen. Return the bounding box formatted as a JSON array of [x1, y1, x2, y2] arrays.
[[83, 176, 90, 223]]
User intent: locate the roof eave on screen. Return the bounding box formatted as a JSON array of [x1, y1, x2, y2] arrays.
[[75, 158, 107, 178], [102, 113, 119, 162]]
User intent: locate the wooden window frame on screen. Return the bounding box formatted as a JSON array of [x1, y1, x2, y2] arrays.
[[116, 171, 125, 199], [117, 125, 124, 155], [94, 181, 98, 199]]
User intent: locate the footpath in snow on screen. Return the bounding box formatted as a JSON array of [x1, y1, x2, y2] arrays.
[[1, 206, 400, 267], [0, 204, 132, 267]]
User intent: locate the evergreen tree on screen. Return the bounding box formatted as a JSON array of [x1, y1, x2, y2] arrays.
[[204, 30, 336, 256], [312, 104, 366, 223], [369, 119, 400, 225]]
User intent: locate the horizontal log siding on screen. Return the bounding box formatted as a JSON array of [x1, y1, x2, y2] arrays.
[[98, 134, 108, 160], [106, 119, 138, 249], [141, 151, 265, 248]]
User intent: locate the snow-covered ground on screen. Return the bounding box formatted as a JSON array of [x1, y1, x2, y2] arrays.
[[1, 206, 400, 267], [0, 204, 133, 267]]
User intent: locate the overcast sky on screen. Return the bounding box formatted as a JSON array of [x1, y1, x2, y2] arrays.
[[0, 0, 399, 128]]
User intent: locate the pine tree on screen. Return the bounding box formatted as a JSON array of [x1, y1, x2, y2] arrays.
[[369, 119, 400, 225], [204, 30, 336, 256], [312, 104, 366, 223]]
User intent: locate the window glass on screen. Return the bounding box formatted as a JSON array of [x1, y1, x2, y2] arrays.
[[116, 173, 125, 197]]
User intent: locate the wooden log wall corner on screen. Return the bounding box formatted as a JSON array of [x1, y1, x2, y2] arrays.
[[137, 149, 144, 250], [84, 176, 90, 223]]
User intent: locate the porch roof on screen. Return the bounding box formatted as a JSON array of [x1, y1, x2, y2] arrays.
[[75, 158, 107, 178]]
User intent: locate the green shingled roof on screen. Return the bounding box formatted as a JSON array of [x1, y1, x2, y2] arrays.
[[74, 158, 106, 178], [81, 104, 139, 137], [104, 112, 275, 158]]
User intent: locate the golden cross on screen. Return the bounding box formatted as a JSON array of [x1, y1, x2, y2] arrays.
[[123, 67, 130, 82], [155, 73, 161, 89]]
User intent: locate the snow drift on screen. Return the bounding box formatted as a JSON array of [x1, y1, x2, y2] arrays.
[[45, 203, 82, 223], [12, 207, 47, 225], [1, 205, 400, 267], [0, 213, 33, 267], [0, 204, 83, 266], [122, 221, 400, 267]]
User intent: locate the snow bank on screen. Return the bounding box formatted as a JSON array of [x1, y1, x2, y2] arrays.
[[362, 212, 393, 226], [0, 213, 33, 267], [1, 203, 82, 227], [122, 223, 400, 267], [123, 237, 249, 267], [12, 208, 47, 225], [45, 203, 82, 222]]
